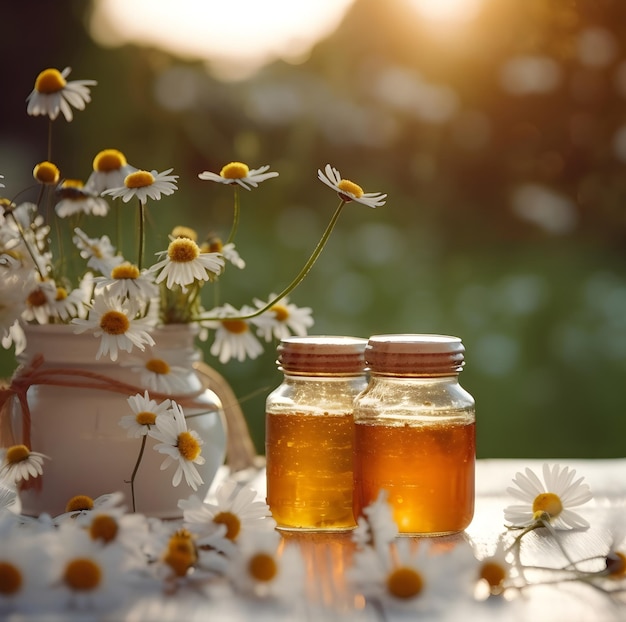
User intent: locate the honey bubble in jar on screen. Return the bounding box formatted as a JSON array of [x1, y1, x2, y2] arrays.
[[265, 336, 368, 531], [353, 334, 476, 536]]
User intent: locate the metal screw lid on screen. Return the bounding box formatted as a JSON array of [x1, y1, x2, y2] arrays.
[[277, 335, 368, 375]]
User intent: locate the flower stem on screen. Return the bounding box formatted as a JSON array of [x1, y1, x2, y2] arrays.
[[126, 435, 148, 513], [226, 186, 240, 245], [138, 199, 145, 270]]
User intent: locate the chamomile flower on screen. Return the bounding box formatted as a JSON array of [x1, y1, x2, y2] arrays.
[[149, 401, 205, 491], [150, 237, 225, 291], [226, 529, 305, 599], [73, 227, 123, 275], [61, 492, 127, 523], [251, 294, 314, 341], [86, 148, 138, 195], [33, 160, 60, 186], [93, 261, 159, 301], [318, 164, 387, 208], [120, 355, 189, 395], [102, 168, 178, 204], [474, 538, 514, 599], [0, 445, 50, 486], [26, 67, 96, 122], [203, 303, 264, 364], [201, 235, 245, 269], [120, 391, 172, 438], [71, 295, 155, 361], [179, 479, 274, 544], [198, 161, 278, 191], [504, 463, 593, 530], [54, 179, 109, 217]]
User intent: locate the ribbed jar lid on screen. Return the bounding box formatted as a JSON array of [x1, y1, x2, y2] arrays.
[[277, 336, 368, 375], [365, 334, 465, 376]]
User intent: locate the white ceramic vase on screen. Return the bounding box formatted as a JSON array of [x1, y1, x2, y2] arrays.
[[5, 323, 227, 518]]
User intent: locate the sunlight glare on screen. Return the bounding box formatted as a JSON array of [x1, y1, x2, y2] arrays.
[[89, 0, 355, 80], [406, 0, 484, 22]]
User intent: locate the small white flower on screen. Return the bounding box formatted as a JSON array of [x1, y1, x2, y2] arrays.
[[120, 355, 189, 395], [72, 295, 155, 361], [202, 303, 264, 364], [102, 168, 178, 204], [225, 529, 305, 599], [352, 489, 398, 557], [26, 67, 96, 122], [57, 492, 127, 524], [93, 261, 159, 302], [318, 164, 387, 208], [86, 148, 138, 195], [150, 237, 224, 291], [179, 479, 275, 543], [73, 227, 123, 276], [54, 179, 109, 217], [504, 463, 593, 529], [0, 444, 49, 486], [251, 294, 314, 341], [120, 391, 172, 438], [149, 401, 205, 491], [198, 161, 278, 191]]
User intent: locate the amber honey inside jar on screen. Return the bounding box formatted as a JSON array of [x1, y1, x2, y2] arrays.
[[352, 334, 476, 536], [265, 336, 367, 531]]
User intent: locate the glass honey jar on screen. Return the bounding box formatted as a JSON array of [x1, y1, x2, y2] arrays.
[[265, 335, 368, 531], [352, 334, 475, 536]]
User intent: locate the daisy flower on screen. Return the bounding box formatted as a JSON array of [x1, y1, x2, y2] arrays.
[[201, 235, 245, 269], [120, 391, 172, 438], [54, 178, 109, 217], [179, 479, 275, 544], [251, 294, 314, 341], [472, 537, 515, 599], [202, 303, 264, 364], [150, 237, 225, 291], [71, 295, 156, 361], [318, 164, 387, 208], [73, 227, 123, 275], [32, 160, 60, 186], [102, 168, 178, 204], [60, 491, 127, 522], [149, 401, 205, 491], [93, 261, 159, 302], [225, 529, 305, 599], [26, 67, 96, 122], [504, 463, 593, 530], [352, 489, 398, 558], [86, 148, 138, 195], [120, 354, 189, 395], [198, 161, 278, 191], [0, 444, 50, 486]]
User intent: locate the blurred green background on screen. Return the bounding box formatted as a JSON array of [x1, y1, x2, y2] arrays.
[[2, 0, 626, 459]]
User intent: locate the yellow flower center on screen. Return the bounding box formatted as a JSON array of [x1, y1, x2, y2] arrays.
[[387, 566, 423, 599], [66, 495, 95, 512], [168, 238, 200, 263], [248, 553, 278, 582], [99, 310, 130, 335], [177, 431, 201, 461], [27, 288, 48, 308], [111, 262, 140, 280], [56, 287, 68, 301], [93, 149, 128, 172], [222, 319, 248, 334], [33, 161, 60, 185], [220, 162, 249, 179], [606, 552, 626, 578], [271, 304, 289, 322], [0, 562, 22, 596], [145, 358, 171, 375], [57, 179, 85, 199], [136, 411, 157, 426], [532, 492, 563, 520], [337, 179, 364, 199], [171, 226, 197, 241], [213, 511, 241, 541], [89, 514, 119, 544], [165, 529, 197, 576], [61, 179, 84, 189], [5, 444, 30, 464], [480, 561, 507, 588], [63, 558, 102, 591], [125, 170, 155, 189], [34, 68, 67, 94]]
